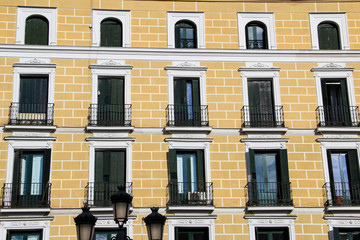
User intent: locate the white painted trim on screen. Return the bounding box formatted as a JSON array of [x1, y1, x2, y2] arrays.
[[237, 13, 276, 49], [328, 219, 360, 240], [167, 12, 205, 49], [311, 64, 356, 125], [168, 141, 211, 183], [248, 218, 295, 240], [168, 218, 215, 240], [16, 7, 57, 45], [0, 219, 51, 240], [92, 10, 131, 47], [87, 140, 133, 203], [309, 13, 349, 50]]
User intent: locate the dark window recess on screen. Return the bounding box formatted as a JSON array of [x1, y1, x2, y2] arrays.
[[100, 18, 123, 47], [94, 150, 126, 206], [95, 228, 126, 240], [7, 230, 42, 240], [168, 149, 213, 206], [246, 21, 268, 49], [175, 227, 209, 240], [333, 228, 360, 240], [318, 21, 341, 50], [326, 150, 360, 206], [25, 15, 49, 45], [247, 149, 292, 206], [175, 20, 197, 48], [11, 149, 51, 208], [255, 227, 290, 240]]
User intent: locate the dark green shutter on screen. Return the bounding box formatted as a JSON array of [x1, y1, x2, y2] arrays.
[[348, 150, 360, 184], [321, 79, 329, 106], [174, 78, 186, 106], [101, 19, 122, 47], [249, 149, 256, 181], [279, 149, 289, 183], [318, 22, 340, 50], [333, 228, 340, 240], [168, 149, 177, 182], [42, 149, 51, 184], [175, 23, 181, 48], [95, 151, 104, 183], [197, 150, 205, 191], [327, 150, 335, 183], [20, 76, 48, 104], [98, 78, 124, 105], [110, 151, 125, 185], [192, 79, 200, 107], [25, 16, 49, 45], [12, 150, 21, 184]]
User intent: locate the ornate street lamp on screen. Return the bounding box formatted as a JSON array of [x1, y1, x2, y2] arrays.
[[144, 207, 167, 240], [111, 186, 133, 228], [74, 206, 97, 240]]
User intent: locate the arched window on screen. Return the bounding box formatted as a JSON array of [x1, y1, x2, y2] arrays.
[[175, 20, 197, 48], [25, 15, 49, 45], [318, 21, 341, 50], [246, 21, 268, 49], [100, 18, 123, 47]]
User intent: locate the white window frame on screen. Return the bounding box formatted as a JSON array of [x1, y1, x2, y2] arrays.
[[309, 13, 349, 50], [92, 10, 131, 47], [167, 12, 205, 49], [88, 140, 133, 205], [311, 63, 356, 125], [5, 140, 53, 208], [0, 219, 51, 240], [248, 218, 295, 240], [237, 13, 276, 50], [328, 219, 360, 240], [168, 218, 215, 240], [239, 63, 281, 127], [16, 7, 57, 45]]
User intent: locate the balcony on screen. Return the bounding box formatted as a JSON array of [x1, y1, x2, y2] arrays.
[[241, 105, 285, 128], [88, 104, 132, 127], [85, 182, 132, 207], [246, 182, 293, 207], [323, 182, 360, 207], [2, 182, 51, 208], [166, 104, 209, 127], [316, 105, 359, 127], [167, 182, 213, 206], [9, 102, 54, 126]]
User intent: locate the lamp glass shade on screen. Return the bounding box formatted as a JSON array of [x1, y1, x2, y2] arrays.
[[112, 201, 130, 226], [147, 223, 163, 240], [76, 223, 94, 240]]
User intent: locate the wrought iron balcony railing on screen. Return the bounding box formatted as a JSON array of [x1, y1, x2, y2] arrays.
[[247, 40, 266, 49], [89, 104, 132, 126], [323, 182, 360, 207], [166, 104, 209, 127], [316, 105, 359, 127], [246, 182, 293, 207], [85, 182, 132, 207], [167, 182, 213, 206], [241, 105, 285, 128], [177, 39, 196, 48], [9, 102, 54, 125], [2, 182, 51, 208]]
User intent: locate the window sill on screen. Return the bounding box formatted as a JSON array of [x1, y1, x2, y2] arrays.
[[167, 205, 215, 213], [164, 126, 212, 134], [246, 206, 294, 213], [316, 126, 360, 135], [4, 125, 56, 132], [86, 125, 135, 133], [326, 206, 360, 212], [0, 207, 51, 214], [242, 127, 288, 135]]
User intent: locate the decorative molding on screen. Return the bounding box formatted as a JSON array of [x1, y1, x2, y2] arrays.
[[164, 65, 208, 71], [89, 63, 133, 70], [322, 62, 343, 68], [249, 62, 270, 68]]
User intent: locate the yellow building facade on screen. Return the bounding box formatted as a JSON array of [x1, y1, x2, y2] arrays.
[[1, 0, 360, 239]]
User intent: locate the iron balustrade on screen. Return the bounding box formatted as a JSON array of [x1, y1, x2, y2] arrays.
[[316, 105, 359, 127], [178, 39, 196, 48], [247, 40, 265, 49], [166, 104, 209, 127], [323, 182, 360, 206], [246, 182, 293, 207], [2, 182, 51, 208], [167, 182, 213, 206], [89, 104, 132, 126], [242, 105, 284, 128], [9, 102, 54, 125], [85, 182, 132, 207]]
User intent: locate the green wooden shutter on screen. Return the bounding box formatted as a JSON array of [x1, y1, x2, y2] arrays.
[[248, 81, 259, 107], [347, 150, 360, 184], [339, 79, 349, 106], [279, 149, 289, 183], [12, 150, 21, 184], [168, 149, 177, 182], [318, 23, 340, 50], [111, 78, 124, 106], [196, 150, 205, 191], [327, 150, 335, 183], [95, 151, 104, 183], [321, 79, 329, 106], [249, 149, 256, 181], [175, 23, 181, 48], [109, 151, 126, 186], [339, 79, 351, 124], [333, 227, 340, 240], [101, 19, 122, 47], [42, 149, 51, 184], [192, 79, 200, 107], [25, 16, 49, 45], [20, 76, 48, 104], [174, 78, 186, 106]]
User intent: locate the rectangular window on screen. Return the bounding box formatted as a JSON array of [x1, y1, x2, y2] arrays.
[[94, 150, 126, 206], [12, 150, 51, 208], [255, 227, 289, 240], [248, 149, 291, 206], [175, 227, 209, 240], [168, 149, 211, 205], [333, 228, 360, 240], [96, 77, 125, 126], [327, 150, 360, 206], [7, 230, 42, 240]]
